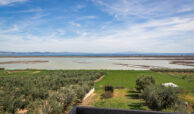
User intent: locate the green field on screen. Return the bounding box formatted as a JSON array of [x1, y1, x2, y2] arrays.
[[95, 70, 194, 91], [92, 70, 194, 112], [0, 69, 194, 113]]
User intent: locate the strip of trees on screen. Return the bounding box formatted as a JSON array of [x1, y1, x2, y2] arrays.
[[0, 71, 104, 114], [150, 68, 194, 73]]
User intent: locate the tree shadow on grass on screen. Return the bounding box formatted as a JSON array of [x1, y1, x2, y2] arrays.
[[126, 90, 146, 110], [128, 102, 146, 110], [127, 90, 139, 94], [126, 90, 140, 99]]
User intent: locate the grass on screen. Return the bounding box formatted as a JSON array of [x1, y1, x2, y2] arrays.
[[0, 69, 194, 112], [95, 70, 194, 91], [94, 89, 148, 110], [92, 70, 194, 111]]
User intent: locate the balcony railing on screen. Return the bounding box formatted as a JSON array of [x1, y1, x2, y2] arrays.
[[68, 106, 176, 114]]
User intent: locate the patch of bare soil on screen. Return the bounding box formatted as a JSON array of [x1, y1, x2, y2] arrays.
[[0, 60, 48, 64], [170, 61, 194, 66], [81, 93, 96, 106], [185, 95, 194, 101], [94, 75, 104, 83], [32, 71, 40, 73], [17, 109, 28, 114], [113, 89, 125, 97]]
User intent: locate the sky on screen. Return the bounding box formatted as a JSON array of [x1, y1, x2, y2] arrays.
[[0, 0, 194, 53]]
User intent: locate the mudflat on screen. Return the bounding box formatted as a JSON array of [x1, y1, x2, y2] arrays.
[[0, 60, 48, 64], [170, 61, 194, 66]]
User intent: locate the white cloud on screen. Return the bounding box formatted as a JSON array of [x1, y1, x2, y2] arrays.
[[0, 17, 194, 53], [73, 4, 85, 11], [15, 8, 43, 13], [69, 22, 81, 27], [0, 0, 194, 53], [0, 24, 19, 33], [56, 29, 66, 35], [0, 0, 27, 5], [92, 0, 194, 20], [178, 7, 194, 13], [76, 16, 97, 20]]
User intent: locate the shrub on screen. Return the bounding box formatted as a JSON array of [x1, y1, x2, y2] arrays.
[[0, 71, 104, 113], [103, 91, 113, 98], [0, 68, 4, 70], [150, 68, 194, 73], [102, 85, 114, 99], [142, 85, 187, 113], [136, 76, 155, 92], [27, 100, 44, 114], [42, 99, 63, 114], [104, 85, 114, 93], [173, 99, 188, 113], [51, 88, 76, 110], [72, 85, 87, 102]]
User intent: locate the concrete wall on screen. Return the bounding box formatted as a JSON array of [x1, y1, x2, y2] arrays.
[[83, 88, 94, 101]]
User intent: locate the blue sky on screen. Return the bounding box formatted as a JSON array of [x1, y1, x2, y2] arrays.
[[0, 0, 194, 53]]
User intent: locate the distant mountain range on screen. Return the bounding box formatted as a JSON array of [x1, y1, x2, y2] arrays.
[[0, 51, 194, 56]]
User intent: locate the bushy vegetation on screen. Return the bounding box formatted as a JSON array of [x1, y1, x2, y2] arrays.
[[0, 70, 104, 114], [0, 68, 4, 70], [151, 68, 194, 73], [151, 68, 194, 83], [103, 85, 114, 98], [143, 85, 187, 112], [135, 76, 155, 92], [94, 70, 194, 111], [136, 76, 188, 113], [104, 85, 114, 93]]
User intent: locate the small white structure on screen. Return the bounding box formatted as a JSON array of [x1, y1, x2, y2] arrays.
[[162, 82, 178, 87]]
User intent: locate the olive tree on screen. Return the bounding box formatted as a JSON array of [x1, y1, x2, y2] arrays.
[[136, 76, 155, 92]]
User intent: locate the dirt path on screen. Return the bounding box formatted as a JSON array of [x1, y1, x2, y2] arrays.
[[81, 92, 96, 106], [94, 75, 104, 83]]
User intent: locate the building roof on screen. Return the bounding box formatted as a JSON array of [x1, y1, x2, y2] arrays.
[[162, 82, 178, 87]]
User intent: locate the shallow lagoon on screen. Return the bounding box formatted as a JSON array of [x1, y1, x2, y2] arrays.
[[0, 57, 194, 70]]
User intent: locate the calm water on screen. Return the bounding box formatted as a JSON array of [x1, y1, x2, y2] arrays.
[[0, 57, 194, 70]]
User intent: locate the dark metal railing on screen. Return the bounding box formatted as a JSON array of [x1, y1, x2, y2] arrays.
[[68, 106, 176, 114]]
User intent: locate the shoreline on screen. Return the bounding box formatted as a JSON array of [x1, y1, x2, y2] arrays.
[[1, 56, 194, 58]]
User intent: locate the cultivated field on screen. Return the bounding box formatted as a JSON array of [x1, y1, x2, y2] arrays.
[[84, 70, 194, 113], [0, 69, 193, 113], [0, 70, 104, 114]]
